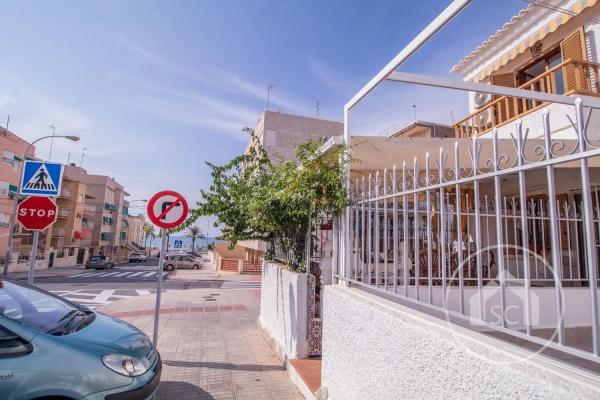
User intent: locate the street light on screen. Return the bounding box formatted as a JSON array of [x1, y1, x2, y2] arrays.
[[3, 134, 80, 275]]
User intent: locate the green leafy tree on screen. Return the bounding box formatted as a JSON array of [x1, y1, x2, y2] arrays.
[[180, 128, 348, 272]]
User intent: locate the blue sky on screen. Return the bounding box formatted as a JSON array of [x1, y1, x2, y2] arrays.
[[0, 0, 525, 228]]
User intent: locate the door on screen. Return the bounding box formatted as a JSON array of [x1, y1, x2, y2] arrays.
[[47, 253, 54, 269], [76, 248, 85, 264]]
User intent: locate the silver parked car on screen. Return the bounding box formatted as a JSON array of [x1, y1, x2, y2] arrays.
[[163, 254, 201, 271]]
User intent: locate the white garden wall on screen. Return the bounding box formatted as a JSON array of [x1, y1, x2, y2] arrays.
[[259, 262, 308, 361], [321, 285, 600, 400]]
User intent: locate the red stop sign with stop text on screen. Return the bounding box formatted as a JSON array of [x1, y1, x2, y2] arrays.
[[17, 196, 58, 231]]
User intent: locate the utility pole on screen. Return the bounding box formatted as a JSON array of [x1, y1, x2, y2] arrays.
[[48, 125, 56, 161], [206, 217, 210, 251], [266, 83, 275, 110], [315, 100, 320, 119]]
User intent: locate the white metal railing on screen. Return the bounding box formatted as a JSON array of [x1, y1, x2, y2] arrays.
[[83, 204, 96, 213], [338, 99, 600, 367]]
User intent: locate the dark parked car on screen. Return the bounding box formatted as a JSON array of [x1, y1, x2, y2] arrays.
[[85, 255, 114, 269]]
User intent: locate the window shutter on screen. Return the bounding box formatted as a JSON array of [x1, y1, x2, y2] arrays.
[[561, 27, 588, 92], [491, 72, 517, 120]]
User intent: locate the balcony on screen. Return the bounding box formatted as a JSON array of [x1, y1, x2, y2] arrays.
[[454, 59, 600, 137], [81, 221, 94, 230], [57, 209, 69, 219], [83, 204, 96, 216], [53, 228, 67, 237], [58, 189, 72, 199]]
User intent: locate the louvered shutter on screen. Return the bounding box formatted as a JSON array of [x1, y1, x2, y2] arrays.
[[491, 72, 517, 121], [561, 27, 589, 93]]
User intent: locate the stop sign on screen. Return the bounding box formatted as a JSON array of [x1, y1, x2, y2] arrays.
[[17, 196, 58, 231]]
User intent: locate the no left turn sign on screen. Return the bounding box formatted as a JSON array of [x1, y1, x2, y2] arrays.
[[147, 190, 189, 229]]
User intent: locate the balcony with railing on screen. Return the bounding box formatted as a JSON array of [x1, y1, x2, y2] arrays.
[[58, 188, 72, 199], [53, 228, 67, 237], [83, 204, 96, 216], [453, 59, 600, 138], [81, 221, 94, 230], [57, 209, 69, 218]]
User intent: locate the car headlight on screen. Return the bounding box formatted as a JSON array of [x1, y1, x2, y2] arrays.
[[102, 354, 149, 377]]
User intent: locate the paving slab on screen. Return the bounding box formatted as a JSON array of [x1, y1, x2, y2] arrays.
[[98, 286, 302, 400]]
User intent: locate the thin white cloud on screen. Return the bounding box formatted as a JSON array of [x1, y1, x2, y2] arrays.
[[117, 35, 309, 115]]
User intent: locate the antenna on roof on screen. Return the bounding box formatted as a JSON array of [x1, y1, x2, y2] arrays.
[[2, 114, 9, 136], [48, 124, 56, 161], [450, 109, 455, 125], [266, 83, 275, 110], [80, 147, 87, 167], [412, 105, 417, 123], [315, 100, 320, 119]]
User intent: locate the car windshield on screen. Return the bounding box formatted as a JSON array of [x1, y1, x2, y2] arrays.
[[89, 256, 106, 261], [0, 279, 84, 333]]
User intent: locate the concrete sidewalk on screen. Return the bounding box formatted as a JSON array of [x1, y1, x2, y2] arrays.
[[98, 286, 302, 400]]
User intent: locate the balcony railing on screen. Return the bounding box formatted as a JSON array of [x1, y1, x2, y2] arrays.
[[81, 222, 94, 230], [454, 59, 600, 138], [58, 189, 72, 199], [83, 204, 96, 215], [53, 228, 67, 237], [57, 209, 69, 218]]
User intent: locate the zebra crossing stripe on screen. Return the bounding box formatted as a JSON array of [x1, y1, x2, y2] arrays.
[[99, 272, 120, 277], [128, 272, 145, 277], [142, 272, 156, 277], [113, 272, 130, 277]]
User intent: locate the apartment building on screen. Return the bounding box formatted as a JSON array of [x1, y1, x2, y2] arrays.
[[223, 111, 344, 274], [127, 213, 146, 250], [451, 0, 600, 139], [0, 128, 35, 264], [245, 110, 344, 162], [63, 165, 131, 262]]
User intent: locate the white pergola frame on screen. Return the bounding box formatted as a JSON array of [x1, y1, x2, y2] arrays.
[[339, 0, 600, 279]]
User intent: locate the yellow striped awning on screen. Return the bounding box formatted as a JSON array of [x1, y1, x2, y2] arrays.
[[475, 0, 597, 82]]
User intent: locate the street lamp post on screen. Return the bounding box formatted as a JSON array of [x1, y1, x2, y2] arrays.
[[3, 134, 80, 275]]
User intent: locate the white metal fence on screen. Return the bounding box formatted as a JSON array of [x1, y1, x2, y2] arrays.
[[336, 99, 600, 367]]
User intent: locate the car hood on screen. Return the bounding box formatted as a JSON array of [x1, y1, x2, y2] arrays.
[[62, 313, 154, 360]]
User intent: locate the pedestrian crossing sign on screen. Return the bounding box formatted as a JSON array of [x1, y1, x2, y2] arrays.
[[20, 160, 64, 196]]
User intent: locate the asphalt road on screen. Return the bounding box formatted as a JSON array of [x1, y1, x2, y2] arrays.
[[20, 258, 260, 308]]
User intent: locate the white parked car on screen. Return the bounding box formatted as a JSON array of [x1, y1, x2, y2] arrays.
[[128, 252, 147, 263]]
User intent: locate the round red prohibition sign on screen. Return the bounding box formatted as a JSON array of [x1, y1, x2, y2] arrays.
[[147, 190, 189, 229]]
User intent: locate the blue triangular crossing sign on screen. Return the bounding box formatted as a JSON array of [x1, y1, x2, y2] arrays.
[[20, 161, 63, 196]]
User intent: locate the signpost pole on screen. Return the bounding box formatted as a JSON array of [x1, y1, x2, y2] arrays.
[[153, 228, 167, 346], [27, 231, 39, 284]]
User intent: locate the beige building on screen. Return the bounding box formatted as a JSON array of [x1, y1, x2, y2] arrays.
[[63, 165, 132, 262], [0, 129, 35, 266], [50, 174, 96, 266], [211, 111, 345, 274], [245, 110, 344, 162], [127, 213, 146, 250]]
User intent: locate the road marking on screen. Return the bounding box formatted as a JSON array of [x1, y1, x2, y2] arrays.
[[50, 289, 153, 309], [142, 272, 156, 277], [98, 271, 121, 277], [220, 281, 262, 290], [128, 272, 145, 277], [113, 272, 130, 277]]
